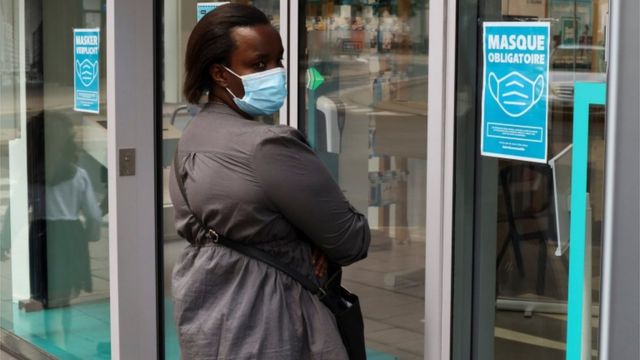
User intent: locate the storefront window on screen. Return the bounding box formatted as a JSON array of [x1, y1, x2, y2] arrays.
[[0, 0, 110, 358], [299, 1, 429, 358], [454, 0, 609, 359]]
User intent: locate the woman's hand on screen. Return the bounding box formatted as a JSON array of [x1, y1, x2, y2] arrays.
[[311, 248, 328, 278]]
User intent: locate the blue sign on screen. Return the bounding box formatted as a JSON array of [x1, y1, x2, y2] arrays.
[[197, 2, 228, 21], [74, 28, 100, 114], [481, 22, 551, 163]]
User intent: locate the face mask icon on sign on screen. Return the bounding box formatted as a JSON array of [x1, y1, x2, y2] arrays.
[[75, 60, 99, 87], [488, 71, 545, 117]]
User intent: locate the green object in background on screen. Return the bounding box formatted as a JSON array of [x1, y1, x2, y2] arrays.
[[306, 67, 324, 149], [306, 67, 325, 91]]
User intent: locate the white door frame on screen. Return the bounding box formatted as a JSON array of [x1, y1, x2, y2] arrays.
[[107, 0, 159, 358], [279, 0, 291, 126], [426, 0, 457, 358], [285, 0, 299, 128]]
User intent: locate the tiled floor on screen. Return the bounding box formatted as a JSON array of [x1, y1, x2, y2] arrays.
[[493, 223, 602, 360], [342, 228, 426, 359]]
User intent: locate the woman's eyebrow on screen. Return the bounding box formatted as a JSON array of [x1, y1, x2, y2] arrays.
[[250, 48, 283, 58], [249, 50, 270, 58]]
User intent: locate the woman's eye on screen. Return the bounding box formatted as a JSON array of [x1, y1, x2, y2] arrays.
[[256, 62, 266, 70]]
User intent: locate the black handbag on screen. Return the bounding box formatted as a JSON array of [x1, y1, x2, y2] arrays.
[[173, 152, 366, 360]]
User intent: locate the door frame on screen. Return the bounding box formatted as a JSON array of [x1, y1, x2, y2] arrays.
[[426, 0, 457, 358], [107, 0, 159, 358], [599, 0, 640, 358]]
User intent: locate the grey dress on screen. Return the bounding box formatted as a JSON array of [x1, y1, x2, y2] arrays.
[[170, 103, 371, 360]]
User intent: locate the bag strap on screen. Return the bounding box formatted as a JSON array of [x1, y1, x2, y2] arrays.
[[173, 151, 325, 297]]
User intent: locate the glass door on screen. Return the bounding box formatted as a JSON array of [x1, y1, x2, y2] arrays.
[[0, 0, 110, 358], [298, 1, 429, 358], [453, 0, 609, 359]]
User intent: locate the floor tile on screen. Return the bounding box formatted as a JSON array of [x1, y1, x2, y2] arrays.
[[366, 327, 423, 346]]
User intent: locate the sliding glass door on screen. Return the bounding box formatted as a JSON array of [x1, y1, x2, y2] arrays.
[[453, 0, 609, 359], [297, 1, 429, 358]]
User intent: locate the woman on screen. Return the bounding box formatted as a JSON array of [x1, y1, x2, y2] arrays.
[[170, 4, 370, 359]]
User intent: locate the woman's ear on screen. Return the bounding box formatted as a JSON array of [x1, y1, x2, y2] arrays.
[[209, 64, 228, 88]]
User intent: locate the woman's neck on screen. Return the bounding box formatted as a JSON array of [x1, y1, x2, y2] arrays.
[[209, 90, 253, 120]]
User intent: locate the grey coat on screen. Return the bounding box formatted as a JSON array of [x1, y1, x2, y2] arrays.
[[170, 103, 371, 360]]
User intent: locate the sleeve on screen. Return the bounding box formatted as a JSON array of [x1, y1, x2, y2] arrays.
[[253, 127, 370, 266], [169, 152, 201, 243]]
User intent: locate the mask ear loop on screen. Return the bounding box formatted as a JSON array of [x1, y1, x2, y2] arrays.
[[222, 65, 242, 99], [223, 65, 242, 79], [225, 87, 240, 100]]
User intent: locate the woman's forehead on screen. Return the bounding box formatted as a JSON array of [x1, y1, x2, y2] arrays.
[[231, 25, 283, 55]]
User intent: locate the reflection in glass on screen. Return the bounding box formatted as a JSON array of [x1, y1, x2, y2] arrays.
[[40, 113, 102, 309], [0, 0, 110, 358], [301, 1, 428, 358]]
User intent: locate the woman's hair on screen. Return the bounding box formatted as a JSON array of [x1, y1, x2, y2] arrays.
[[183, 3, 271, 104]]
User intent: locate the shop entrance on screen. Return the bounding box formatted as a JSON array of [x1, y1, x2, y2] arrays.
[[453, 0, 609, 359]]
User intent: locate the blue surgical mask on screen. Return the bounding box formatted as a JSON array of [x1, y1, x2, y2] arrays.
[[224, 66, 287, 116]]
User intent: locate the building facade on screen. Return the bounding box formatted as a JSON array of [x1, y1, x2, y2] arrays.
[[0, 0, 638, 359]]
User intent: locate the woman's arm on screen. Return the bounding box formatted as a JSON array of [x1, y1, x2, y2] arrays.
[[253, 127, 370, 266]]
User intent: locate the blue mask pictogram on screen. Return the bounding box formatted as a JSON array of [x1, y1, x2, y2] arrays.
[[488, 71, 545, 117], [75, 59, 99, 87]]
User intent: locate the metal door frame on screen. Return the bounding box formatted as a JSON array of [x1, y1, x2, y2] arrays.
[[426, 0, 457, 358], [599, 0, 640, 358], [107, 0, 159, 358]]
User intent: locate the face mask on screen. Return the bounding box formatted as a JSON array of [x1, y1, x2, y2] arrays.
[[224, 66, 287, 116], [488, 71, 545, 117]]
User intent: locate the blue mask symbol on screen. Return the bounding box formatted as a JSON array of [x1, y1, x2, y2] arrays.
[[488, 71, 545, 117], [75, 59, 99, 87], [224, 66, 287, 117]]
